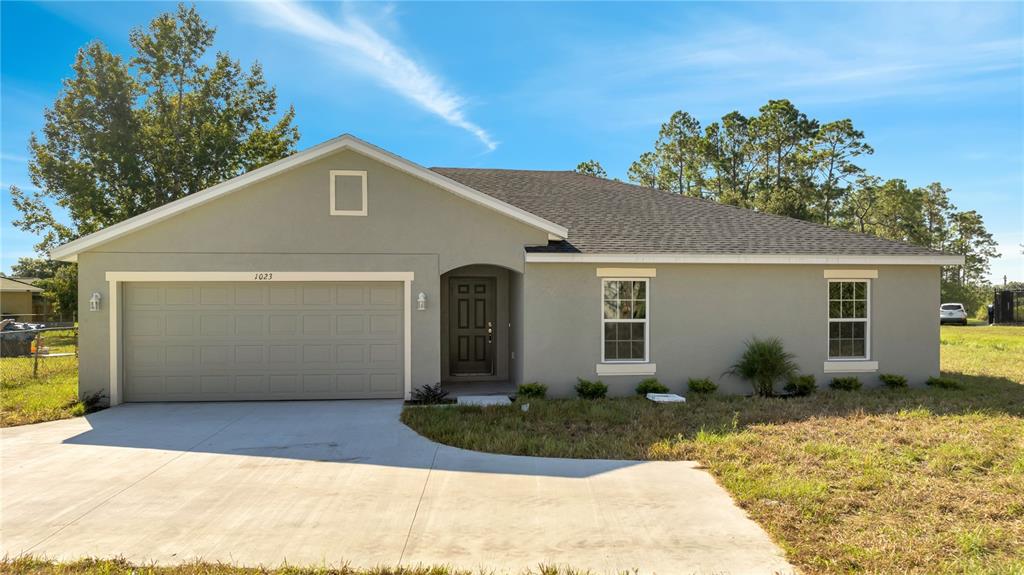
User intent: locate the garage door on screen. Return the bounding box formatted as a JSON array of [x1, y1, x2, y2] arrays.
[[122, 282, 404, 401]]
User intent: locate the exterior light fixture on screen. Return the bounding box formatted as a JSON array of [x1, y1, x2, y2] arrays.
[[89, 292, 102, 312], [417, 292, 427, 311]]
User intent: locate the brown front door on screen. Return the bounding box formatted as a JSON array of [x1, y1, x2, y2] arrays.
[[449, 277, 496, 375]]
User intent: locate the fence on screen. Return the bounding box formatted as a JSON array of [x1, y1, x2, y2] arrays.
[[0, 325, 79, 379], [993, 290, 1024, 324]]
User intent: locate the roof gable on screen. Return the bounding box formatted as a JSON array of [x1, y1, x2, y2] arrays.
[[51, 135, 568, 262]]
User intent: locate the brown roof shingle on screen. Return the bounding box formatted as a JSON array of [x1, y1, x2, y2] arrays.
[[432, 168, 944, 256]]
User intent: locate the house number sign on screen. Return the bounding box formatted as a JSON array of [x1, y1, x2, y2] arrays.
[[253, 273, 274, 281]]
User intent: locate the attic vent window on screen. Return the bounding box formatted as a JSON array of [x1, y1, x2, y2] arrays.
[[330, 170, 367, 216]]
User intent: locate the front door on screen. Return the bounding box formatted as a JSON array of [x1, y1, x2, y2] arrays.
[[449, 277, 496, 375]]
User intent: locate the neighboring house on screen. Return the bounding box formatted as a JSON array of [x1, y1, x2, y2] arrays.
[[51, 135, 963, 405], [0, 277, 48, 321]]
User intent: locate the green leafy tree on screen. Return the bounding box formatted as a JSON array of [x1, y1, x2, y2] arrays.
[[654, 110, 706, 197], [945, 210, 999, 287], [10, 3, 299, 255], [9, 257, 65, 280], [627, 151, 660, 189], [575, 160, 607, 179], [747, 99, 818, 218], [807, 119, 872, 226], [35, 264, 79, 318], [703, 111, 756, 207]]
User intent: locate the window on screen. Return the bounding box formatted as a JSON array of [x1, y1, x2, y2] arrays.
[[602, 279, 648, 362], [828, 280, 869, 359], [330, 170, 367, 216]]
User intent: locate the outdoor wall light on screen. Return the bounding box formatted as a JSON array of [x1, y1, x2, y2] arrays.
[[417, 292, 427, 311], [89, 292, 102, 312]]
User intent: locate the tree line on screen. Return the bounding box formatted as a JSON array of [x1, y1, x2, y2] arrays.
[[578, 99, 999, 312]]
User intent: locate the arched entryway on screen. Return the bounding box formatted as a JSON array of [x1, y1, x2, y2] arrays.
[[440, 264, 522, 396]]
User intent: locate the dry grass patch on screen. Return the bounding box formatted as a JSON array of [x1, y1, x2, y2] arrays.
[[2, 557, 606, 575], [402, 325, 1024, 574]]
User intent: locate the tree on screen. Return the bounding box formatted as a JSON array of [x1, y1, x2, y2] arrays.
[[703, 111, 756, 207], [945, 210, 999, 286], [807, 119, 872, 226], [627, 151, 660, 189], [654, 111, 706, 197], [575, 160, 607, 179], [747, 99, 818, 218], [9, 257, 65, 280], [36, 264, 79, 318], [10, 3, 299, 255]]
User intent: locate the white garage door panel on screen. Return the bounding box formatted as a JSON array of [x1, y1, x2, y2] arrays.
[[123, 281, 404, 401]]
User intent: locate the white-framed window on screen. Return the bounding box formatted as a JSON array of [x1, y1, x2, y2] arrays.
[[601, 278, 649, 363], [330, 170, 368, 216], [828, 279, 870, 359]]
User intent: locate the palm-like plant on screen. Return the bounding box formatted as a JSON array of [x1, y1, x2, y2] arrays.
[[728, 337, 798, 397]]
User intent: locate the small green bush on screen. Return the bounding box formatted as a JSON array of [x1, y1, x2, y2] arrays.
[[728, 337, 798, 397], [926, 376, 961, 389], [879, 373, 908, 388], [784, 374, 816, 396], [687, 378, 717, 394], [411, 383, 450, 404], [575, 377, 608, 399], [517, 382, 548, 399], [829, 376, 862, 391], [635, 378, 669, 395]]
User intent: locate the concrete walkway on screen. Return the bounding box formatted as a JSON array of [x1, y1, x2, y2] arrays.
[[1, 401, 792, 574]]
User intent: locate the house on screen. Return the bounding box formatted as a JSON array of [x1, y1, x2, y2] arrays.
[[1, 277, 48, 321], [51, 135, 963, 405]]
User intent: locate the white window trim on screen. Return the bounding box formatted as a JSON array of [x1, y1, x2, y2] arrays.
[[330, 170, 368, 216], [600, 277, 651, 365], [826, 278, 871, 362], [102, 271, 413, 406]]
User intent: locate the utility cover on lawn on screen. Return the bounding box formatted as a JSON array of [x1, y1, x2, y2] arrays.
[[457, 395, 512, 406], [646, 393, 686, 403]]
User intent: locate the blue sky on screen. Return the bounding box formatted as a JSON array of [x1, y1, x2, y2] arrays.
[[2, 1, 1021, 281]]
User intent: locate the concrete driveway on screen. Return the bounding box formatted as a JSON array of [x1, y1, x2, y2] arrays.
[[1, 401, 792, 574]]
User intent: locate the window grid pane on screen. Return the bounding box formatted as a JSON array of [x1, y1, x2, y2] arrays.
[[828, 281, 867, 319], [602, 280, 648, 362]]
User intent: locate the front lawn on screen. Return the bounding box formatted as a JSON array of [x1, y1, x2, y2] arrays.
[[402, 324, 1024, 575], [0, 329, 95, 427]]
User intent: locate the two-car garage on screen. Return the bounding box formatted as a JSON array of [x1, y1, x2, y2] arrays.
[[120, 279, 407, 402]]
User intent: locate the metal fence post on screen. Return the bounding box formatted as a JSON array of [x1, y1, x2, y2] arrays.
[[32, 332, 41, 378]]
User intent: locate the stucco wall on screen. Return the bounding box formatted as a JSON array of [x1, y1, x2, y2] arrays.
[[1, 291, 35, 317], [76, 148, 549, 402], [521, 263, 941, 397]]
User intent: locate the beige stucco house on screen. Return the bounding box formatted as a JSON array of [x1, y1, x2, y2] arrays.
[[1, 277, 46, 321], [51, 135, 963, 405]]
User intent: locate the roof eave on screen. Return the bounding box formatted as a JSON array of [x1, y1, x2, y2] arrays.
[[524, 252, 965, 266]]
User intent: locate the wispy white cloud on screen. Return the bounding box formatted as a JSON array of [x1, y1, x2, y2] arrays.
[[1, 152, 28, 164], [250, 1, 496, 151]]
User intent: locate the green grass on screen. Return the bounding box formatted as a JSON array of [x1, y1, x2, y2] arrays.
[[0, 329, 95, 427], [402, 324, 1024, 575], [1, 557, 604, 575]]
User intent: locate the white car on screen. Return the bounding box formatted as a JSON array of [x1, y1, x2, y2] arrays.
[[940, 303, 968, 325]]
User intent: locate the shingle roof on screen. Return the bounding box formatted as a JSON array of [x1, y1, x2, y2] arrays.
[[432, 168, 945, 256]]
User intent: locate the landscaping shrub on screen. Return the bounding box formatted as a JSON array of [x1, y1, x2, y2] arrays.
[[687, 378, 717, 394], [411, 383, 450, 404], [926, 376, 961, 389], [879, 373, 908, 388], [728, 337, 797, 397], [829, 376, 862, 391], [517, 382, 548, 399], [575, 378, 608, 399], [635, 378, 669, 395], [784, 374, 816, 396]]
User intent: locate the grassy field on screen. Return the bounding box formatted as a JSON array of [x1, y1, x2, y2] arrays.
[[403, 324, 1024, 575], [0, 329, 94, 427]]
